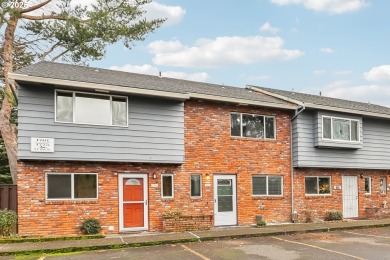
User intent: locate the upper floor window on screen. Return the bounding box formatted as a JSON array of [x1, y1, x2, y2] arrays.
[[55, 90, 128, 127], [322, 116, 359, 142], [230, 113, 275, 139]]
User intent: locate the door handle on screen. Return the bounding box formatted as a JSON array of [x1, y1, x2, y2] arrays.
[[145, 200, 148, 206]]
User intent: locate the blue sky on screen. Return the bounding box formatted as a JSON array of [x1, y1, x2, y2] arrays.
[[88, 0, 390, 106]]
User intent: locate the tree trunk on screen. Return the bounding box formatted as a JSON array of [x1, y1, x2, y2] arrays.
[[0, 16, 19, 183]]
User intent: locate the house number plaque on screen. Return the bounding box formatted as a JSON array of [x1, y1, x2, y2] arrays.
[[31, 137, 55, 153]]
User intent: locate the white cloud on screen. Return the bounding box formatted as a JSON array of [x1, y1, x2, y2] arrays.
[[143, 2, 186, 26], [108, 64, 210, 82], [320, 47, 333, 54], [148, 36, 304, 68], [363, 65, 390, 83], [323, 80, 390, 106], [313, 69, 327, 75], [259, 22, 279, 34], [270, 0, 368, 14]]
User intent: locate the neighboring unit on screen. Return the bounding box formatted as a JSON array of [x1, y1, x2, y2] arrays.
[[250, 86, 390, 221]]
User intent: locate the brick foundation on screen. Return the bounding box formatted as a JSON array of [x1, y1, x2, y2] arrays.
[[162, 215, 213, 232], [293, 168, 390, 222], [17, 99, 293, 237]]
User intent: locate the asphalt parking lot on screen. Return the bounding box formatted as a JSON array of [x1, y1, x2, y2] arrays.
[[6, 227, 390, 260]]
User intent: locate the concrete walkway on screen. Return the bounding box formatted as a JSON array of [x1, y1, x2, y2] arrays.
[[1, 219, 390, 256]]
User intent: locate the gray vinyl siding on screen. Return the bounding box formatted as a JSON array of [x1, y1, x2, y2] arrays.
[[293, 110, 390, 169], [18, 85, 184, 163]]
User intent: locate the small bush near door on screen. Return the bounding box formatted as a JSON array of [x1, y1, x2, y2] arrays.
[[80, 218, 102, 235], [0, 209, 17, 237], [325, 210, 343, 221]]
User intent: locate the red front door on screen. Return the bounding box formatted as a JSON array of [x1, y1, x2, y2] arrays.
[[123, 178, 145, 228]]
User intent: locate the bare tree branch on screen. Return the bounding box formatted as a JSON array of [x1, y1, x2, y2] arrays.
[[51, 48, 69, 61], [20, 14, 90, 23], [21, 14, 68, 21], [20, 0, 52, 14], [40, 41, 61, 60]]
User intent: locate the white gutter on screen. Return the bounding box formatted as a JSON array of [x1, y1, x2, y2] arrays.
[[190, 93, 297, 110], [290, 105, 305, 221], [8, 73, 190, 101]]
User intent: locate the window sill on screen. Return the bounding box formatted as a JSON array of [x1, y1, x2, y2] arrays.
[[46, 200, 99, 205], [230, 137, 276, 142], [305, 194, 332, 198], [55, 120, 128, 128], [252, 196, 284, 200]]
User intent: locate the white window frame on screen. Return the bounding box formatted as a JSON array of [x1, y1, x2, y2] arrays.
[[252, 175, 283, 196], [161, 174, 174, 198], [55, 89, 129, 127], [190, 174, 202, 198], [230, 112, 276, 140], [322, 116, 360, 142], [380, 177, 387, 194], [364, 177, 371, 195], [305, 176, 332, 195], [46, 173, 98, 200]]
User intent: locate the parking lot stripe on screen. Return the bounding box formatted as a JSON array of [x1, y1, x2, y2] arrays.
[[344, 231, 390, 239], [272, 236, 365, 260], [181, 244, 211, 260]]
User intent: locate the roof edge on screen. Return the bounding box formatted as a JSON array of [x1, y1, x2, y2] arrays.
[[246, 85, 304, 106], [9, 73, 190, 101], [305, 103, 390, 120], [10, 73, 298, 110], [248, 85, 390, 120], [190, 93, 297, 110]]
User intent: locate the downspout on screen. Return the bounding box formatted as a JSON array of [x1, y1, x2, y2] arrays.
[[290, 105, 305, 222]]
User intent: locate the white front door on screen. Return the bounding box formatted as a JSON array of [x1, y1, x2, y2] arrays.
[[342, 176, 358, 218], [119, 174, 148, 232], [214, 175, 237, 226]]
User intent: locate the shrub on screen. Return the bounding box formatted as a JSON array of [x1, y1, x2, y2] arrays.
[[325, 210, 343, 221], [163, 210, 182, 218], [80, 218, 101, 235], [0, 209, 17, 237], [257, 220, 267, 227]]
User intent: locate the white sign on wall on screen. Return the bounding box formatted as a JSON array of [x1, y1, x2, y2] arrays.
[[31, 138, 55, 153]]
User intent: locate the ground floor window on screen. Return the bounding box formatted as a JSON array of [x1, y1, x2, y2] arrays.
[[162, 174, 174, 198], [364, 177, 371, 194], [380, 177, 387, 194], [305, 176, 331, 195], [191, 175, 202, 197], [252, 175, 283, 196], [46, 173, 98, 200]]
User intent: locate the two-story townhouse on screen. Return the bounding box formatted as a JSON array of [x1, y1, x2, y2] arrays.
[[249, 86, 390, 221], [10, 62, 297, 236]]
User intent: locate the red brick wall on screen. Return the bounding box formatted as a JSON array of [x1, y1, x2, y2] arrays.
[[17, 99, 293, 236], [17, 162, 181, 236], [183, 100, 292, 226], [294, 168, 390, 221], [162, 215, 213, 232]]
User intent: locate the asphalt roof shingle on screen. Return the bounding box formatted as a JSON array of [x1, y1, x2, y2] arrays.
[[15, 61, 290, 106], [253, 86, 390, 116]]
